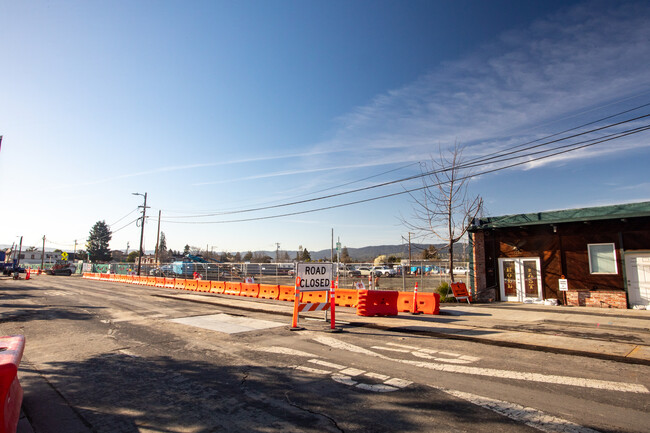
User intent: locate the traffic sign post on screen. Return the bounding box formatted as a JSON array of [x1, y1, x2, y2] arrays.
[[290, 263, 337, 331]]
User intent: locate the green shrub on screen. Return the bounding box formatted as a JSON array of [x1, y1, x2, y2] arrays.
[[435, 282, 455, 302]]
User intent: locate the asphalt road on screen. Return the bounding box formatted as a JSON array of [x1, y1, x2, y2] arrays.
[[1, 276, 648, 433]]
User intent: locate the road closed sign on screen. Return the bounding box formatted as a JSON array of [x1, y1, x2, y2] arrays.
[[296, 263, 333, 291]]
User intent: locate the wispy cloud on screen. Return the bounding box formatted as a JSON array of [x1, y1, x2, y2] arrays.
[[322, 1, 650, 170]]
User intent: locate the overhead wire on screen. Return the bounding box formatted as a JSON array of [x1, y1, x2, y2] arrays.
[[159, 123, 650, 224], [160, 110, 650, 220]]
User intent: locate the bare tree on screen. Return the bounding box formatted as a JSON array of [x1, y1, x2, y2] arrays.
[[402, 142, 482, 282]]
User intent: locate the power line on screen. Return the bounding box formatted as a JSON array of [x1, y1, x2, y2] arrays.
[[159, 123, 650, 224], [160, 111, 650, 220]]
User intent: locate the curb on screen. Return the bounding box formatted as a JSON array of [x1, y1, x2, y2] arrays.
[[155, 292, 650, 366]]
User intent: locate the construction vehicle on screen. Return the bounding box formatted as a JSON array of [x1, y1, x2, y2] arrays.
[[0, 250, 25, 276]]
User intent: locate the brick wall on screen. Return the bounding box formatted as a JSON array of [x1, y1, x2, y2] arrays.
[[565, 290, 628, 309]]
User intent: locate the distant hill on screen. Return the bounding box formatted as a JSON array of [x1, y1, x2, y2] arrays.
[[243, 243, 470, 262]]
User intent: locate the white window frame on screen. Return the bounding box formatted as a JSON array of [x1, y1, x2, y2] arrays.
[[587, 243, 618, 274]]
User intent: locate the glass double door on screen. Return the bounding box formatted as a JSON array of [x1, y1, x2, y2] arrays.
[[498, 257, 543, 302]]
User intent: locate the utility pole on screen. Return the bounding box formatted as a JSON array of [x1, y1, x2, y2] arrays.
[[275, 243, 280, 263], [73, 240, 77, 260], [154, 210, 162, 266], [331, 228, 334, 264], [409, 232, 412, 268], [41, 236, 46, 270], [133, 192, 148, 276], [16, 236, 23, 267], [125, 242, 129, 257]]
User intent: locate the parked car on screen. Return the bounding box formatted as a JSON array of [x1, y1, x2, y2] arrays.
[[453, 266, 469, 274], [357, 267, 374, 276], [371, 266, 396, 277]]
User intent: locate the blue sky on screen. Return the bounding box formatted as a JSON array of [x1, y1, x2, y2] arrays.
[[1, 0, 649, 254]]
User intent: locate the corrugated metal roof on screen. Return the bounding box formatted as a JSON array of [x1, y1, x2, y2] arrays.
[[470, 201, 650, 230]]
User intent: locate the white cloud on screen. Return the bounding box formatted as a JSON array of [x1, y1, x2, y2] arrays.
[[323, 2, 650, 171]]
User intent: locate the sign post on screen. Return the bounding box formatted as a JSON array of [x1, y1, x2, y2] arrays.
[[559, 276, 568, 306], [290, 263, 337, 331]]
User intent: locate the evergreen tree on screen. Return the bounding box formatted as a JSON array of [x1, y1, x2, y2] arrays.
[[157, 232, 168, 261], [301, 248, 311, 262], [234, 252, 242, 262], [126, 251, 139, 262], [183, 244, 190, 255], [340, 246, 351, 263], [86, 220, 112, 262], [243, 251, 253, 261]]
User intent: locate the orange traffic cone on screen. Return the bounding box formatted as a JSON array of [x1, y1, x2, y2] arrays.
[[26, 269, 31, 280]]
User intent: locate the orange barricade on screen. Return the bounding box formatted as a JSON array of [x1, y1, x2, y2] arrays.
[[155, 277, 165, 287], [164, 277, 175, 288], [240, 283, 260, 298], [450, 282, 472, 303], [278, 285, 294, 302], [125, 275, 134, 284], [300, 290, 328, 304], [185, 279, 198, 291], [397, 292, 440, 315], [259, 284, 280, 300], [224, 282, 242, 296], [146, 277, 156, 286], [0, 335, 25, 433], [335, 288, 358, 307], [356, 290, 400, 316], [197, 280, 211, 292], [210, 281, 225, 294], [100, 273, 110, 280], [174, 278, 187, 290], [133, 276, 143, 285], [83, 273, 91, 279]]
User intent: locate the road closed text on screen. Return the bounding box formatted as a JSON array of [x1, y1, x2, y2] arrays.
[[297, 264, 333, 290]]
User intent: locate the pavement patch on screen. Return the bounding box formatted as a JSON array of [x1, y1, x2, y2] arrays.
[[169, 313, 284, 334]]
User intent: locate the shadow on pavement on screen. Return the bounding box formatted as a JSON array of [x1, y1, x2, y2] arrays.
[[24, 350, 528, 433]]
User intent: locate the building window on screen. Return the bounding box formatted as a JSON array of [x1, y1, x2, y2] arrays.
[[588, 243, 617, 274]]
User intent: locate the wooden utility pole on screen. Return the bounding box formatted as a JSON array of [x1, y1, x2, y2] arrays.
[[154, 210, 161, 266], [134, 192, 148, 276], [41, 236, 45, 270]]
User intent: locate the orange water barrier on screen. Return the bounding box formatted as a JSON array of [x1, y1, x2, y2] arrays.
[[82, 273, 439, 314]]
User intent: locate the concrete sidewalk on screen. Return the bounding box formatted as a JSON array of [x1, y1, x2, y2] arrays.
[[162, 292, 650, 365]]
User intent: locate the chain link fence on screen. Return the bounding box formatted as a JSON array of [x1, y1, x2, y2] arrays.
[[79, 260, 469, 293]]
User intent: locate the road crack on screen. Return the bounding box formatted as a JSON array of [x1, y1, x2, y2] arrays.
[[284, 391, 344, 433]]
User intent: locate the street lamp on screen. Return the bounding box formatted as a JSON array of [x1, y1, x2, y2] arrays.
[[132, 192, 148, 276]]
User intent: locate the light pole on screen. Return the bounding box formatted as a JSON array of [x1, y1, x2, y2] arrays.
[[132, 192, 148, 276]]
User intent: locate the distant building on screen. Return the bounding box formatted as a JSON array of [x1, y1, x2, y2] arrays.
[[469, 201, 650, 309], [135, 255, 159, 268], [16, 251, 63, 265]]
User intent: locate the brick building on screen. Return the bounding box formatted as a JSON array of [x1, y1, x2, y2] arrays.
[[468, 201, 650, 309]]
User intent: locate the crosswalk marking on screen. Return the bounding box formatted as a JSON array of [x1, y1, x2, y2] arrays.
[[312, 335, 649, 394]]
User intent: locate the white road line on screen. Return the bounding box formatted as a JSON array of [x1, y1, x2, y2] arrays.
[[411, 351, 474, 364], [331, 373, 357, 387], [385, 378, 413, 388], [340, 367, 365, 376], [254, 347, 320, 357], [371, 346, 411, 353], [308, 359, 346, 369], [294, 365, 331, 375], [356, 383, 398, 392], [312, 335, 649, 394], [386, 342, 420, 350], [431, 385, 601, 433], [365, 372, 390, 380]]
